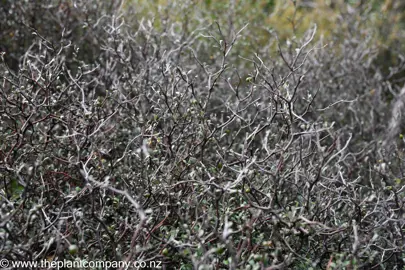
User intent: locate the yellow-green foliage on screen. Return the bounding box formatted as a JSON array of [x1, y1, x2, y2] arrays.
[[122, 0, 339, 42], [122, 0, 405, 69], [122, 0, 404, 40]]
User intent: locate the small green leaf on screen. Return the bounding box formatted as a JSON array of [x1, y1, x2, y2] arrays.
[[68, 244, 78, 255], [9, 178, 24, 199]]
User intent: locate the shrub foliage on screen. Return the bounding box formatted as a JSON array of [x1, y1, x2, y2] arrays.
[[1, 0, 405, 269]]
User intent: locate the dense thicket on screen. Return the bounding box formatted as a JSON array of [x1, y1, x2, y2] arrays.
[[1, 1, 405, 269]]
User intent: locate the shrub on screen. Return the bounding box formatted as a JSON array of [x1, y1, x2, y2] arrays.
[[1, 0, 404, 269]]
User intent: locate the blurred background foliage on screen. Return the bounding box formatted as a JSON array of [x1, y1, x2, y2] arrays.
[[123, 0, 405, 80], [2, 0, 405, 78]]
